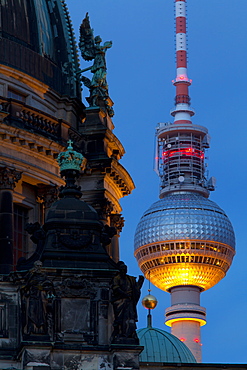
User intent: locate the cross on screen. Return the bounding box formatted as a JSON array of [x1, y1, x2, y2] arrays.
[[67, 140, 73, 149]]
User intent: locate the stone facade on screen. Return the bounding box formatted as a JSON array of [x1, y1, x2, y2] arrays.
[[0, 2, 136, 369]]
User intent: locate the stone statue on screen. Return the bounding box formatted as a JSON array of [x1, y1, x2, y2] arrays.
[[79, 13, 114, 116], [21, 261, 55, 337], [25, 222, 46, 244], [111, 261, 144, 343]]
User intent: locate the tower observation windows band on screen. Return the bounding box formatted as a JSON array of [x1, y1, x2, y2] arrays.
[[157, 132, 207, 190]]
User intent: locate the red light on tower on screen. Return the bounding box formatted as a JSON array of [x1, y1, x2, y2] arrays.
[[180, 337, 186, 342], [162, 148, 204, 161], [194, 338, 200, 343]]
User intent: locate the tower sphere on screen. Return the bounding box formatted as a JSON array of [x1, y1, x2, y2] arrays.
[[134, 192, 235, 292]]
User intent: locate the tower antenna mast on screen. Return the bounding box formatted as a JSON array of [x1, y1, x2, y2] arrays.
[[171, 0, 194, 124]]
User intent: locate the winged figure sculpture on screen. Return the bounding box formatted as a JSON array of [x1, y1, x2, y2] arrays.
[[79, 13, 114, 116]]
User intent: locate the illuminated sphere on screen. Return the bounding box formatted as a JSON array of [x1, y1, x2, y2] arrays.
[[134, 192, 235, 292], [142, 294, 158, 309]]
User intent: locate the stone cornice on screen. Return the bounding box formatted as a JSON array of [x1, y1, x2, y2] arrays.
[[0, 64, 49, 95]]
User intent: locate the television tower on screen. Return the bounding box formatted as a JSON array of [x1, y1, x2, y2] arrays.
[[134, 0, 235, 362]]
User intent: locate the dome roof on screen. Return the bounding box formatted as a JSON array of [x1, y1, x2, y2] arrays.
[[45, 197, 101, 230], [134, 192, 235, 250], [137, 327, 196, 363], [0, 0, 80, 97]]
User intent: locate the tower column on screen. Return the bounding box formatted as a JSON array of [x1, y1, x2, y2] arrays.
[[172, 320, 201, 362], [165, 286, 206, 362]]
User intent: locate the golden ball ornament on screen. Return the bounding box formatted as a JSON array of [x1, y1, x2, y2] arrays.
[[142, 294, 158, 309]]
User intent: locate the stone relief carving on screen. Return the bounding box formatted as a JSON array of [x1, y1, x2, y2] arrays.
[[58, 230, 92, 250], [55, 277, 97, 298], [21, 261, 55, 338], [37, 184, 59, 209]]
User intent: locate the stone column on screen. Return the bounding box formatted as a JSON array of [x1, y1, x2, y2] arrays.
[[0, 167, 22, 274], [110, 214, 124, 262]]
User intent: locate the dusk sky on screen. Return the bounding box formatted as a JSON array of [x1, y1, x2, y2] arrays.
[[66, 0, 247, 363]]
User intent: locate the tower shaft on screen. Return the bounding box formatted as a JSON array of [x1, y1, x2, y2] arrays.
[[165, 286, 206, 362]]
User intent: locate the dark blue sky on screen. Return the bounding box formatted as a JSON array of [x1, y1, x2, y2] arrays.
[[66, 0, 247, 363]]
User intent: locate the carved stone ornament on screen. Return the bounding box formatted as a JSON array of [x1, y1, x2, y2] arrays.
[[58, 230, 92, 250], [0, 167, 22, 190], [55, 277, 97, 298], [37, 184, 59, 209], [110, 214, 125, 233], [57, 140, 84, 172], [92, 198, 114, 220], [25, 222, 46, 245], [21, 261, 55, 338], [23, 349, 50, 368]]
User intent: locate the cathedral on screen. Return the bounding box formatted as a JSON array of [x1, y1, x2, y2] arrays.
[[0, 1, 246, 370]]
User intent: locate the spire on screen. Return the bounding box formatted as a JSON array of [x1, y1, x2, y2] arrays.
[[155, 2, 212, 198], [142, 276, 158, 328], [171, 0, 194, 124]]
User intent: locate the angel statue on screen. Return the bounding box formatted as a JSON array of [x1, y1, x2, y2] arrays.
[[79, 13, 114, 117]]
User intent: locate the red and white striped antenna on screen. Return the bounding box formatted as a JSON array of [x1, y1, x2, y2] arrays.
[[171, 0, 194, 124]]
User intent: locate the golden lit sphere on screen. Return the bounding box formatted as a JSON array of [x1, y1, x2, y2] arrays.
[[134, 193, 235, 292], [142, 294, 158, 309]]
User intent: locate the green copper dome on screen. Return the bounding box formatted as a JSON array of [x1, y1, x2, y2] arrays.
[[0, 0, 80, 97], [137, 327, 196, 363]]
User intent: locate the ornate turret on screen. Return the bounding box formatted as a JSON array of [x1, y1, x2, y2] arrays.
[[77, 14, 134, 262], [13, 144, 143, 369], [17, 141, 117, 271]]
